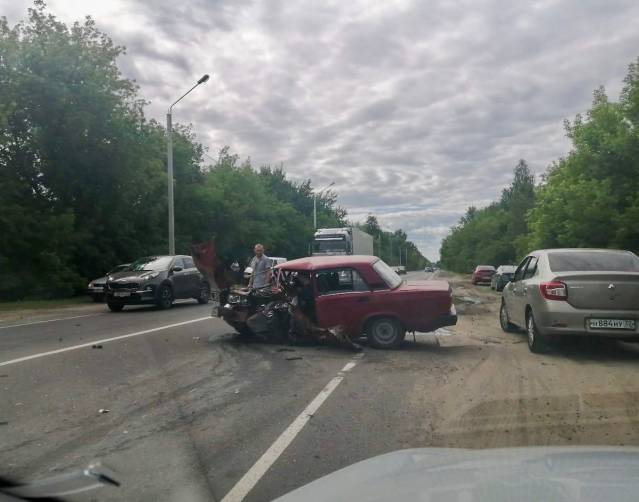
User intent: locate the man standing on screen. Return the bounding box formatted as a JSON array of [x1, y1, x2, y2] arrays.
[[248, 243, 272, 289]]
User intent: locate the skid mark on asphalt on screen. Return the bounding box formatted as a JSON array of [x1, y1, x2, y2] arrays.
[[221, 352, 364, 502], [0, 317, 210, 367], [0, 314, 101, 330]]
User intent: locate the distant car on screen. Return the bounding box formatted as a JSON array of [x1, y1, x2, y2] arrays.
[[472, 265, 495, 285], [490, 265, 516, 291], [500, 248, 639, 353], [424, 266, 434, 273], [87, 263, 130, 302], [243, 256, 287, 283], [105, 255, 209, 312]]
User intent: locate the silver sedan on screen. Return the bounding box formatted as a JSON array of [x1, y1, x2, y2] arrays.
[[499, 249, 639, 353]]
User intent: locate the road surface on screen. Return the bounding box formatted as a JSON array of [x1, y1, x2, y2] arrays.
[[2, 271, 639, 501]]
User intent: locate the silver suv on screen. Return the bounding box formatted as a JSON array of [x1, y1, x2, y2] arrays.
[[500, 249, 639, 353]]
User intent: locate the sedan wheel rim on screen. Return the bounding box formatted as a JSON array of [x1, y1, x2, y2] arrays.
[[500, 305, 508, 327], [374, 321, 396, 343], [527, 317, 534, 345]]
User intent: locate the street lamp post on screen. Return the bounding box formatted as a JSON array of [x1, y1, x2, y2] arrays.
[[167, 74, 210, 254], [313, 181, 335, 229]]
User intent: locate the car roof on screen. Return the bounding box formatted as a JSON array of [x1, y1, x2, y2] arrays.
[[533, 248, 633, 254], [278, 255, 378, 271]]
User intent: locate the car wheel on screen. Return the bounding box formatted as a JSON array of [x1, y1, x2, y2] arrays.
[[526, 310, 546, 353], [499, 300, 517, 332], [366, 317, 405, 349], [107, 302, 124, 312], [156, 284, 173, 309], [197, 283, 210, 304]]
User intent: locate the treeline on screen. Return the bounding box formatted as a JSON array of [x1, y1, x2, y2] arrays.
[[360, 215, 431, 271], [440, 58, 639, 272], [0, 4, 426, 300]]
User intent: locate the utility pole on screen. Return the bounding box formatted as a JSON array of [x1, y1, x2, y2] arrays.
[[167, 74, 209, 254]]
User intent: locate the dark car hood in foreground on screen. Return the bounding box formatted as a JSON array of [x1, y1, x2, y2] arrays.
[[108, 270, 163, 282], [275, 447, 639, 502]]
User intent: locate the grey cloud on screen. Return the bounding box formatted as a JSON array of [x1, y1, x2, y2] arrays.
[[8, 0, 639, 258]]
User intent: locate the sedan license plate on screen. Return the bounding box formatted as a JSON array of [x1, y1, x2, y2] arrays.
[[589, 319, 635, 330], [114, 292, 131, 298]]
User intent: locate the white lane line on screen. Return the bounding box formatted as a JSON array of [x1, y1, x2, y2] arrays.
[[0, 314, 101, 330], [221, 353, 364, 502], [0, 317, 210, 367]]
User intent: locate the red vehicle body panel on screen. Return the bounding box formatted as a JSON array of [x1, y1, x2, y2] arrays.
[[278, 256, 456, 336], [472, 266, 495, 284]]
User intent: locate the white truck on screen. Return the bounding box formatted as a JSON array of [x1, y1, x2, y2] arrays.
[[312, 227, 374, 256]]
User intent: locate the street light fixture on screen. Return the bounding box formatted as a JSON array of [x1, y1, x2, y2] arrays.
[[313, 181, 335, 229], [166, 74, 210, 255]]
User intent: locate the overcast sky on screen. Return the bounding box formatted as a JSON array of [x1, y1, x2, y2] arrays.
[[4, 0, 639, 260]]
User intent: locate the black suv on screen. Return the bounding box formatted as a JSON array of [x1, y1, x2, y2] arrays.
[[105, 255, 209, 312]]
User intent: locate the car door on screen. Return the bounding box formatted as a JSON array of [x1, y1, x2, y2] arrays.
[[314, 268, 373, 332], [506, 257, 531, 327], [170, 257, 189, 298], [182, 256, 201, 296], [519, 255, 539, 317]]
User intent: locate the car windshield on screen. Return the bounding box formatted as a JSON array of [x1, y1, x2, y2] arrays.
[[312, 239, 348, 254], [499, 266, 516, 273], [109, 264, 130, 274], [129, 256, 173, 272], [373, 260, 402, 289], [548, 251, 639, 272]]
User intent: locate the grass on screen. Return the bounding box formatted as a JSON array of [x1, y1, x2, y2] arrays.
[[0, 296, 92, 312]]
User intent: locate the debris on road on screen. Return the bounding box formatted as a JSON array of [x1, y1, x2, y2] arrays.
[[234, 389, 240, 394], [91, 344, 103, 349], [0, 421, 8, 426], [0, 374, 8, 378], [286, 356, 303, 361], [276, 348, 296, 352], [98, 408, 110, 414], [193, 336, 200, 341]]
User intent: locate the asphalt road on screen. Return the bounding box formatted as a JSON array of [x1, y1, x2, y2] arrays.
[[3, 271, 639, 501]]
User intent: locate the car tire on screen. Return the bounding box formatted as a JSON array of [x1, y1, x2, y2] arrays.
[[196, 283, 210, 304], [499, 300, 517, 332], [526, 310, 546, 353], [366, 317, 405, 349], [156, 284, 173, 309], [107, 302, 124, 312]]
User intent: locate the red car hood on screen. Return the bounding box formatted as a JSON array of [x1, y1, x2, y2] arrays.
[[399, 280, 451, 293]]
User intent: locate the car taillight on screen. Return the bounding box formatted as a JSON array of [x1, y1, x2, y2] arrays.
[[539, 281, 567, 301]]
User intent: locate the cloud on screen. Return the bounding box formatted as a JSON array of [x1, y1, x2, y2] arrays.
[[6, 0, 639, 260]]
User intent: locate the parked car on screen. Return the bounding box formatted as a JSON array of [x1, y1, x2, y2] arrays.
[[490, 265, 516, 291], [104, 255, 209, 312], [279, 255, 456, 348], [500, 248, 639, 353], [424, 266, 434, 273], [87, 263, 130, 302], [471, 265, 496, 285], [243, 256, 287, 283]]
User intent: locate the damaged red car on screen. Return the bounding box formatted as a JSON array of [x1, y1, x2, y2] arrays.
[[278, 255, 456, 348]]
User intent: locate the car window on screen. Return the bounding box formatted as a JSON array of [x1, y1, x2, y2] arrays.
[[372, 260, 402, 289], [183, 256, 195, 269], [316, 268, 369, 295], [513, 257, 530, 282], [173, 257, 186, 269], [523, 256, 538, 280], [548, 251, 639, 272]]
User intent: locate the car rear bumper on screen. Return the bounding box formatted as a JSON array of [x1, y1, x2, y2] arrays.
[[535, 305, 639, 338], [412, 305, 457, 332]]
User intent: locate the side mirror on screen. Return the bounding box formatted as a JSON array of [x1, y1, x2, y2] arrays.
[[171, 266, 183, 273]]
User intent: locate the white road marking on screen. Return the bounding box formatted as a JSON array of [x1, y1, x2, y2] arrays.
[[221, 353, 364, 502], [0, 314, 101, 330], [0, 317, 210, 367]]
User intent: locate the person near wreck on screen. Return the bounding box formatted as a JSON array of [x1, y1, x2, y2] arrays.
[[247, 243, 272, 290]]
